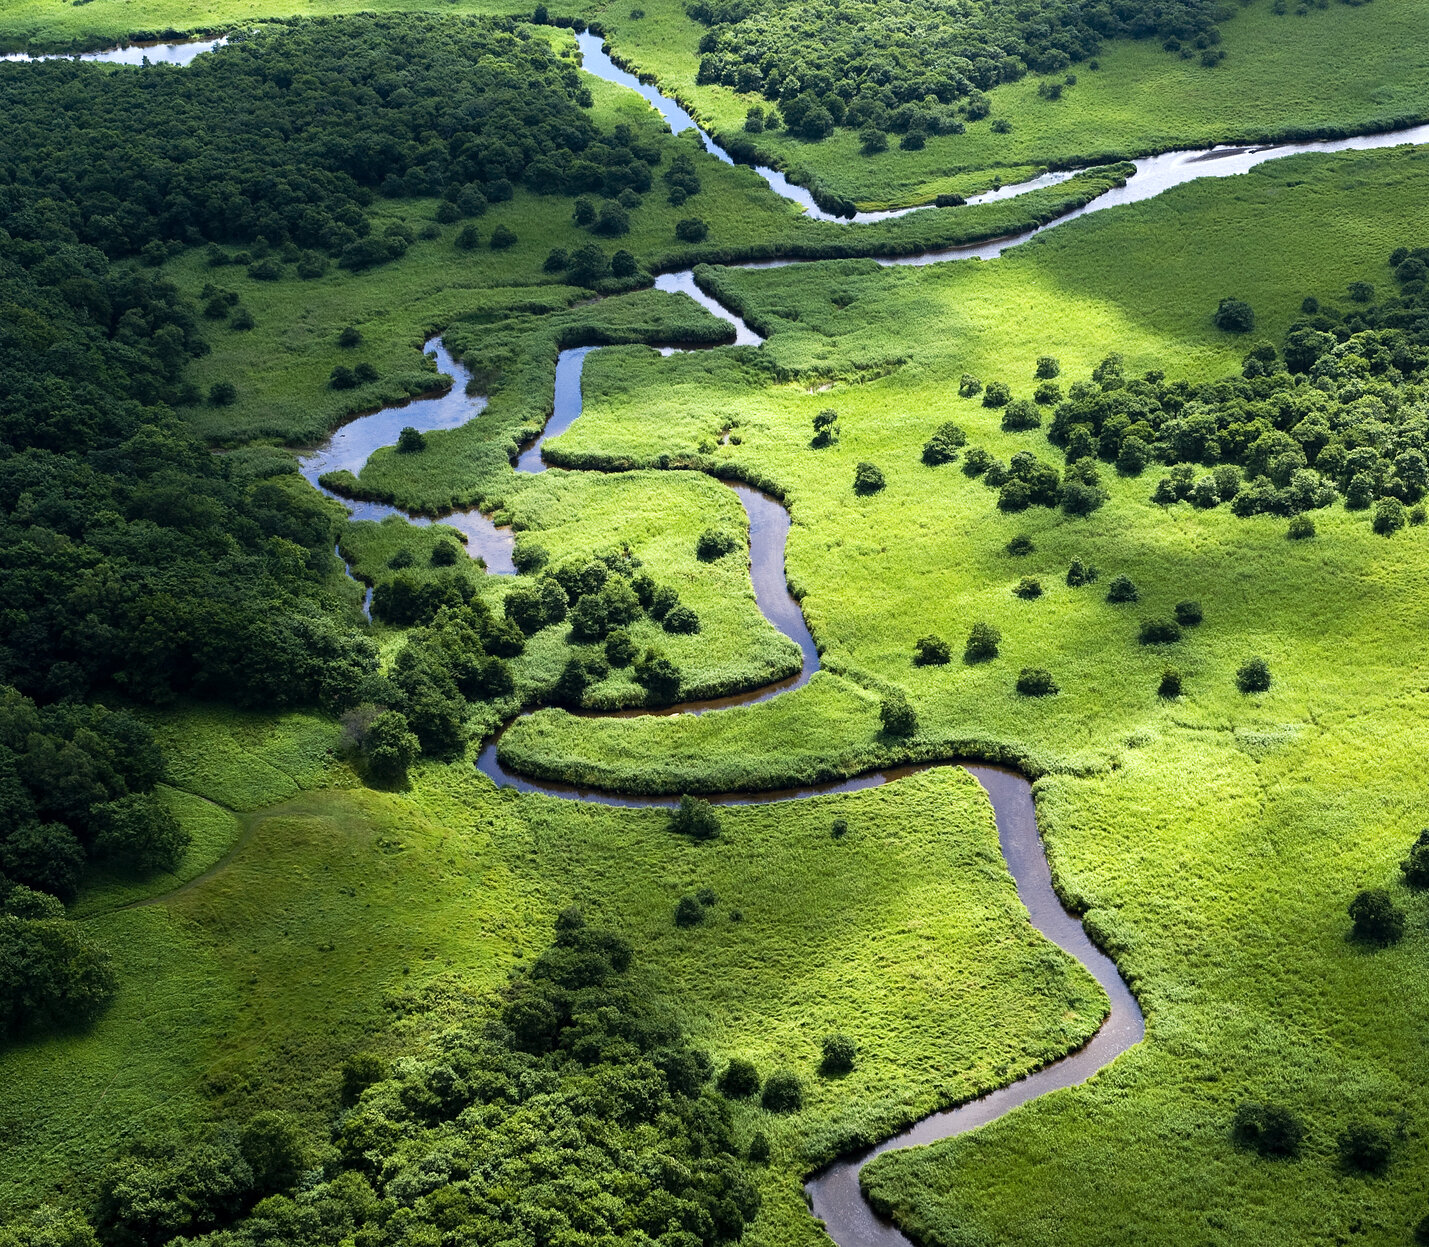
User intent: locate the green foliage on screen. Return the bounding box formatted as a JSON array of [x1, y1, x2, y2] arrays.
[[1236, 656, 1271, 694], [982, 380, 1012, 408], [717, 1057, 761, 1098], [671, 794, 721, 840], [1401, 830, 1429, 889], [1173, 600, 1203, 626], [964, 622, 1001, 663], [1006, 534, 1035, 556], [1105, 575, 1139, 603], [819, 1032, 856, 1076], [921, 420, 966, 465], [760, 1069, 804, 1114], [879, 691, 918, 736], [1013, 576, 1043, 600], [1138, 618, 1181, 645], [692, 0, 1220, 148], [338, 1053, 387, 1109], [395, 426, 426, 454], [1213, 297, 1256, 333], [1231, 1102, 1305, 1158], [697, 527, 740, 560], [854, 461, 887, 494], [1001, 398, 1042, 432], [812, 407, 841, 447], [1347, 887, 1404, 946], [914, 635, 952, 666], [1015, 667, 1058, 696], [0, 883, 117, 1041], [1157, 667, 1183, 698], [674, 893, 706, 926], [1066, 557, 1099, 587], [1337, 1121, 1392, 1174], [1373, 496, 1406, 535]]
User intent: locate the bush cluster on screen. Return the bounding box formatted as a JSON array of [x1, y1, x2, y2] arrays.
[[1042, 251, 1429, 524]]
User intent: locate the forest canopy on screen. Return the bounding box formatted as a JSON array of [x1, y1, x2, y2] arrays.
[[692, 0, 1224, 140], [0, 14, 658, 266]]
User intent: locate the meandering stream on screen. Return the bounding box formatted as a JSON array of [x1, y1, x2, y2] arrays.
[[26, 28, 1429, 1247]]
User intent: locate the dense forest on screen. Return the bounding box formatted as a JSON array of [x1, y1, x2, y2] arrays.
[[1, 911, 763, 1247], [692, 0, 1225, 140], [0, 14, 658, 267]]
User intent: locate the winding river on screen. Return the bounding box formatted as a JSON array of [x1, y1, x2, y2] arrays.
[[23, 27, 1428, 1247]]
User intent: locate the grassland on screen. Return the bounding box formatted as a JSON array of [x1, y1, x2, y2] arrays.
[[593, 0, 1429, 209], [491, 146, 1429, 1242], [0, 733, 1107, 1247]]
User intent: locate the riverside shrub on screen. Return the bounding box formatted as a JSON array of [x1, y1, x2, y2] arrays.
[[760, 1070, 803, 1113], [880, 691, 918, 736], [670, 794, 720, 840]]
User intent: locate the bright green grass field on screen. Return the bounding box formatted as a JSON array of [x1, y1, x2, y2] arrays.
[[0, 744, 1107, 1247], [593, 0, 1429, 209], [492, 146, 1429, 1242]]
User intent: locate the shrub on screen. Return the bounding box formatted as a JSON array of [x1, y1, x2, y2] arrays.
[[1236, 657, 1271, 693], [853, 462, 886, 495], [490, 224, 517, 250], [675, 217, 709, 242], [329, 366, 357, 390], [674, 895, 705, 927], [1287, 514, 1316, 540], [1348, 887, 1404, 945], [1214, 296, 1255, 332], [718, 1058, 760, 1098], [338, 325, 362, 348], [430, 539, 460, 567], [1006, 534, 1035, 556], [696, 528, 739, 561], [512, 540, 548, 573], [604, 629, 638, 668], [965, 622, 1000, 663], [1158, 668, 1183, 698], [1373, 496, 1406, 535], [1001, 399, 1041, 432], [1116, 437, 1150, 476], [231, 307, 255, 331], [662, 604, 701, 634], [1174, 600, 1203, 627], [811, 407, 840, 447], [1401, 830, 1429, 889], [208, 381, 237, 406], [361, 710, 420, 785], [820, 1033, 856, 1076], [648, 584, 680, 620], [670, 794, 720, 840], [982, 381, 1011, 408], [962, 447, 993, 477], [1, 887, 118, 1039], [958, 373, 982, 398], [914, 635, 951, 665], [998, 479, 1031, 512], [696, 886, 716, 907], [543, 248, 569, 273], [1035, 355, 1061, 379], [761, 1070, 804, 1113], [1338, 1122, 1392, 1174], [1139, 618, 1181, 644], [1106, 575, 1139, 603], [387, 548, 413, 569], [1066, 558, 1098, 587], [921, 421, 966, 465], [1034, 380, 1062, 405], [830, 818, 848, 839], [634, 648, 681, 705], [880, 691, 917, 736], [455, 224, 481, 250], [1188, 476, 1219, 508], [1013, 577, 1043, 600], [1232, 1102, 1305, 1158], [611, 249, 637, 278], [338, 1053, 387, 1108], [1016, 667, 1058, 696], [747, 1132, 771, 1163], [396, 426, 426, 454]]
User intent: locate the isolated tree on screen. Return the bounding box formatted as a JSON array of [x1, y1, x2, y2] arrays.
[[761, 1070, 804, 1113], [1139, 618, 1181, 644], [1016, 667, 1058, 696], [1348, 887, 1404, 946], [1338, 1121, 1392, 1173], [696, 528, 739, 560], [958, 373, 982, 398], [914, 635, 951, 665], [812, 407, 840, 447], [982, 380, 1012, 408], [854, 462, 886, 495], [820, 1033, 856, 1076], [718, 1057, 761, 1098], [965, 621, 1000, 663], [1174, 600, 1203, 626], [1232, 1102, 1305, 1158], [674, 895, 704, 927], [1106, 575, 1139, 603], [1066, 558, 1099, 587], [1214, 296, 1255, 332], [1236, 656, 1271, 694], [880, 691, 917, 736], [921, 421, 966, 465], [1006, 534, 1035, 556], [1158, 668, 1183, 698], [670, 794, 720, 840], [1400, 829, 1429, 889], [1013, 577, 1043, 600], [1035, 355, 1060, 379]]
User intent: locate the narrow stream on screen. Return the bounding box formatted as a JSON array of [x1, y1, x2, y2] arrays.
[[1, 37, 225, 64]]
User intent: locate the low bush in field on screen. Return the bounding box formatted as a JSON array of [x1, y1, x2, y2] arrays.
[[1236, 657, 1271, 694], [1232, 1102, 1305, 1158], [820, 1033, 856, 1076], [880, 691, 918, 736], [1348, 888, 1404, 946], [718, 1057, 761, 1098], [1337, 1121, 1392, 1174], [914, 635, 951, 665], [854, 462, 886, 494], [1138, 618, 1181, 645], [670, 794, 720, 840], [965, 622, 1000, 663], [1105, 575, 1139, 604], [697, 528, 740, 561], [761, 1070, 804, 1113], [922, 421, 966, 465], [1016, 668, 1058, 696], [1401, 830, 1429, 888]]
